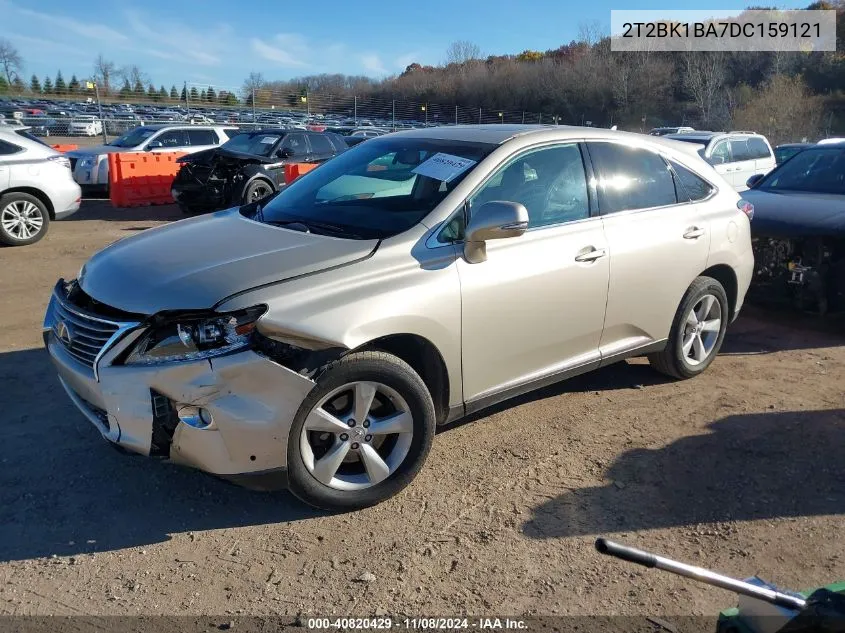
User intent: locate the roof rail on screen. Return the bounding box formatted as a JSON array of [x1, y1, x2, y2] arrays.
[[728, 130, 757, 135]]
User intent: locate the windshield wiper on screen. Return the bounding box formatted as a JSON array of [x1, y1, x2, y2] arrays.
[[266, 219, 366, 238]]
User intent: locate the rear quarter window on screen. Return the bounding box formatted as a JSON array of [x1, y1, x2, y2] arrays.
[[669, 160, 715, 201], [0, 139, 23, 155], [748, 137, 773, 160]]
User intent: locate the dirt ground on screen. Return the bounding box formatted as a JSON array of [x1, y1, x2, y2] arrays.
[[1, 200, 844, 621]]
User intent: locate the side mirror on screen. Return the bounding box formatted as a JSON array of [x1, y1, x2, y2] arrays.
[[146, 140, 164, 150], [746, 173, 764, 189], [463, 200, 529, 264], [277, 147, 294, 159]]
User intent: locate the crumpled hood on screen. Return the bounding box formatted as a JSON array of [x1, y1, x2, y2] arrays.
[[79, 208, 378, 314], [743, 189, 845, 238]]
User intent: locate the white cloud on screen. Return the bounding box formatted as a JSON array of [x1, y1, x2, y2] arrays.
[[124, 10, 226, 66], [361, 53, 388, 75], [15, 5, 128, 43], [250, 37, 309, 68]]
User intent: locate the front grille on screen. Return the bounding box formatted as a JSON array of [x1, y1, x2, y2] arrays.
[[52, 298, 120, 367]]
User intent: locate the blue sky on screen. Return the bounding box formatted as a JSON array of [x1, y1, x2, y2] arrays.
[[1, 0, 813, 91]]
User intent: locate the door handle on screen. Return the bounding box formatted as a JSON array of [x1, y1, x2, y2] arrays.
[[574, 248, 607, 263], [683, 226, 705, 239]]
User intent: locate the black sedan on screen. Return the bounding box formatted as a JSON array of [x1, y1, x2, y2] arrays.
[[742, 145, 845, 314], [773, 142, 814, 165], [171, 129, 349, 214]]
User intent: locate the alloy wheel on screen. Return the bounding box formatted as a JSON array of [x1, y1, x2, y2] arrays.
[[682, 294, 722, 366], [1, 200, 44, 241], [250, 184, 270, 201], [299, 381, 414, 491]]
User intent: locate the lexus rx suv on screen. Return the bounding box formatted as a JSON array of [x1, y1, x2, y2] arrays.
[[44, 125, 754, 509]]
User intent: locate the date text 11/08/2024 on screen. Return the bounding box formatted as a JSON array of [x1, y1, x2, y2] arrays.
[[306, 618, 528, 630], [621, 21, 822, 39]]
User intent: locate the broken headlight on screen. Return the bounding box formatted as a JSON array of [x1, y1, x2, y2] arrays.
[[125, 306, 267, 365]]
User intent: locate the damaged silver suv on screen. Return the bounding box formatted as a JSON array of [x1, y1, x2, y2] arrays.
[[44, 125, 755, 510]]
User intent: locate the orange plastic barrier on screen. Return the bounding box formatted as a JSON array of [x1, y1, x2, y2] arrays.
[[284, 162, 318, 184], [109, 151, 187, 208], [51, 144, 78, 153]]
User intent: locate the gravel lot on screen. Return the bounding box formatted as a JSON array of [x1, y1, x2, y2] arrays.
[[1, 200, 844, 620]]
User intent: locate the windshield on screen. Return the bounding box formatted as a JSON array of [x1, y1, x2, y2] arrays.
[[774, 146, 805, 164], [256, 137, 496, 239], [221, 132, 282, 157], [108, 126, 157, 148], [759, 147, 845, 194]]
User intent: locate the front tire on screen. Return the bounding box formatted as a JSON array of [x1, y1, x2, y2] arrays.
[[0, 192, 50, 246], [243, 179, 274, 205], [648, 276, 729, 379], [287, 351, 436, 511]]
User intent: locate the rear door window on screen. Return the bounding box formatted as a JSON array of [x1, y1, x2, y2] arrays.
[[587, 142, 678, 213], [186, 129, 218, 146], [730, 139, 754, 162], [307, 133, 335, 155]]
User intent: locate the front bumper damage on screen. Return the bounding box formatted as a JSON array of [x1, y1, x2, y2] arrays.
[[43, 283, 316, 487]]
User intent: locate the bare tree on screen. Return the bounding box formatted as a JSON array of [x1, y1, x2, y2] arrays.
[[445, 41, 482, 65], [577, 21, 606, 47], [119, 64, 147, 89], [0, 38, 23, 86], [242, 71, 265, 100], [683, 50, 727, 128], [93, 54, 115, 94]]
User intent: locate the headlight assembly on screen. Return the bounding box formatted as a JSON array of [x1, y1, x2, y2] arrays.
[[125, 306, 266, 365]]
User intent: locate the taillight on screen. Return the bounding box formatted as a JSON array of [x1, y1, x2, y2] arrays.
[[737, 199, 754, 221], [47, 155, 71, 170]]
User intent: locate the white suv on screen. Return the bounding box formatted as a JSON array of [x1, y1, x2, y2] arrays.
[[0, 128, 81, 246], [665, 131, 776, 191], [66, 125, 239, 191]]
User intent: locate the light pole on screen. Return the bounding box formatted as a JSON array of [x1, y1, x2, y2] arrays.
[[422, 104, 427, 126], [498, 112, 503, 124], [87, 79, 107, 144]]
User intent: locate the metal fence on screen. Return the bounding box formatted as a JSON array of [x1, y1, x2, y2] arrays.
[[1, 82, 569, 139]]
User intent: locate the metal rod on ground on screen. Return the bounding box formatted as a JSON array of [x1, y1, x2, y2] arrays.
[[595, 539, 807, 612]]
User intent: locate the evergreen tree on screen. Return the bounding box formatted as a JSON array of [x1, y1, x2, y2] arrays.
[[12, 76, 24, 94], [147, 83, 156, 100], [68, 74, 80, 93], [54, 71, 67, 95], [42, 76, 53, 94], [170, 85, 178, 99], [133, 80, 145, 99], [200, 89, 207, 101], [159, 85, 167, 100], [189, 86, 198, 101], [0, 76, 8, 95], [119, 79, 132, 99], [206, 85, 216, 102], [30, 74, 41, 93], [180, 85, 187, 101]]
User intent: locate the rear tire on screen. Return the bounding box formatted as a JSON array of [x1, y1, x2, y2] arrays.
[[0, 192, 50, 246], [648, 276, 729, 379], [287, 351, 436, 511]]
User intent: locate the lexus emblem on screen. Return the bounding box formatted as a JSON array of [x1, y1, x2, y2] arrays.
[[55, 319, 74, 346]]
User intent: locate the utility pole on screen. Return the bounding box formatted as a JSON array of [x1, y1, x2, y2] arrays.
[[455, 105, 458, 126], [252, 87, 256, 127], [392, 100, 395, 131], [479, 107, 481, 124], [354, 95, 357, 126], [89, 80, 107, 144], [185, 81, 191, 117]]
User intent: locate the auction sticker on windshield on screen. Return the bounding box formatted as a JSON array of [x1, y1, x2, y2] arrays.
[[412, 153, 477, 182], [260, 136, 277, 144]]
